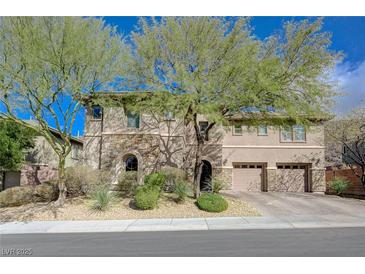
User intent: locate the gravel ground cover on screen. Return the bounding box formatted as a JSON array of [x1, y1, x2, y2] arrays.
[[0, 194, 261, 222]]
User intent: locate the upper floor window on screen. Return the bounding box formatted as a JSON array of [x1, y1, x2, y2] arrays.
[[199, 121, 208, 133], [127, 111, 140, 129], [233, 125, 242, 135], [92, 106, 102, 120], [71, 145, 81, 159], [257, 125, 268, 136], [164, 111, 175, 120], [280, 125, 306, 142]]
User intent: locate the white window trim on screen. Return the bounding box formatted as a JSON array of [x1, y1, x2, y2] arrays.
[[280, 125, 306, 143], [257, 125, 268, 136], [232, 125, 243, 136]]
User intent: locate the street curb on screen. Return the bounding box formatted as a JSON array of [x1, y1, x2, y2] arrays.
[[2, 216, 365, 234]]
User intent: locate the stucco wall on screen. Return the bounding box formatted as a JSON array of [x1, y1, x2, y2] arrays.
[[83, 105, 326, 192], [25, 136, 83, 169]]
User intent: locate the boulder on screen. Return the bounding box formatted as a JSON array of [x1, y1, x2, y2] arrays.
[[0, 183, 58, 207]]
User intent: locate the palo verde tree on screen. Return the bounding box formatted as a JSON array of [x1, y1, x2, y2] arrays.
[[326, 108, 365, 189], [125, 17, 340, 196], [0, 17, 127, 205]]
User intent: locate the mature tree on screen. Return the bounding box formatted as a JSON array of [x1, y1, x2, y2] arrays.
[[0, 119, 36, 171], [0, 17, 127, 205], [124, 17, 340, 196], [326, 108, 365, 189]]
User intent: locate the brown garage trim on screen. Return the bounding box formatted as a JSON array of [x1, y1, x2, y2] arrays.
[[232, 162, 268, 192]]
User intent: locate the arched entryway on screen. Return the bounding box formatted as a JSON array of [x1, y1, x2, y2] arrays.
[[200, 160, 212, 192], [124, 154, 138, 172]]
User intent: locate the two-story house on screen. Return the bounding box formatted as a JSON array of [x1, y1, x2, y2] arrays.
[[83, 92, 327, 193]]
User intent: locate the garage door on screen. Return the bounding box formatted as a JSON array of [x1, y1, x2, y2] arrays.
[[275, 164, 308, 192], [232, 163, 265, 192], [4, 171, 21, 190]]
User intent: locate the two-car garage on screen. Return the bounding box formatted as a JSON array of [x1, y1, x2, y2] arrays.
[[232, 162, 309, 193]]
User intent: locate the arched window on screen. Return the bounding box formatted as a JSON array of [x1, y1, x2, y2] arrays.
[[125, 155, 138, 171]]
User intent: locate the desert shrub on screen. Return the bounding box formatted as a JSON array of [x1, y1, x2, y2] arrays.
[[197, 193, 228, 213], [90, 187, 114, 211], [173, 180, 191, 203], [115, 171, 138, 197], [0, 184, 58, 207], [144, 171, 167, 189], [64, 165, 110, 197], [162, 167, 188, 192], [329, 178, 350, 195], [134, 185, 160, 210], [212, 179, 227, 194]]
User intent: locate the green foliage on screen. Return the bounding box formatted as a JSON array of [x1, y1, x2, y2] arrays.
[[0, 120, 36, 170], [64, 165, 110, 197], [116, 171, 138, 197], [125, 17, 340, 125], [161, 167, 188, 192], [134, 185, 160, 210], [173, 180, 191, 203], [90, 188, 114, 211], [197, 193, 228, 213], [144, 171, 167, 189], [329, 178, 350, 195], [0, 17, 128, 204], [211, 179, 227, 194]]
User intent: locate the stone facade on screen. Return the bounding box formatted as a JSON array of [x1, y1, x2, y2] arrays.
[[83, 104, 326, 193]]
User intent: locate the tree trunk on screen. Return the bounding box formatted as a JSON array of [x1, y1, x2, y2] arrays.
[[361, 167, 365, 191], [55, 155, 67, 206], [193, 138, 204, 198]]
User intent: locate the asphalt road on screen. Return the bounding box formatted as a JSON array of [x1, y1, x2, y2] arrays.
[[1, 227, 365, 256]]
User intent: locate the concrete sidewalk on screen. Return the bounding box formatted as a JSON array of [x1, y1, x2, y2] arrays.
[[2, 214, 365, 234]]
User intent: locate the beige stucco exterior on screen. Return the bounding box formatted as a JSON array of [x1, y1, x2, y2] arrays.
[[83, 106, 326, 192]]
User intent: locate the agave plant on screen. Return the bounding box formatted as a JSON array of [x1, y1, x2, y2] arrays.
[[90, 187, 114, 211]]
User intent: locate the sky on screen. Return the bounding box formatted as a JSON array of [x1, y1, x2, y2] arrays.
[[2, 16, 365, 136]]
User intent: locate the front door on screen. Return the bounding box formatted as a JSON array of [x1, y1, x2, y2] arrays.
[[200, 160, 212, 192]]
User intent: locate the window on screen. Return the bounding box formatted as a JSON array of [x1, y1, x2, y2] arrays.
[[257, 125, 268, 136], [164, 111, 175, 120], [127, 111, 140, 129], [293, 125, 306, 141], [281, 126, 293, 141], [199, 121, 208, 133], [280, 125, 306, 142], [125, 155, 138, 171], [233, 125, 242, 135], [92, 106, 102, 119], [71, 145, 81, 159]]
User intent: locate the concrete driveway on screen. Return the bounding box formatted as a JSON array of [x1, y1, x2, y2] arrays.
[[226, 191, 365, 220]]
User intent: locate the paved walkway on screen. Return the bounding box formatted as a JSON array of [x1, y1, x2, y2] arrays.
[[2, 214, 365, 234]]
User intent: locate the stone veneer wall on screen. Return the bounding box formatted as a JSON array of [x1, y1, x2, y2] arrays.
[[100, 134, 161, 183]]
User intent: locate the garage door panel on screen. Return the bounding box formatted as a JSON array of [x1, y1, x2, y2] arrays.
[[232, 163, 264, 192], [274, 164, 308, 192], [4, 171, 21, 190]]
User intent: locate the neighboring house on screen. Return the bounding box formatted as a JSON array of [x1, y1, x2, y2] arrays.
[[83, 92, 327, 193], [25, 127, 84, 169], [1, 123, 83, 190]]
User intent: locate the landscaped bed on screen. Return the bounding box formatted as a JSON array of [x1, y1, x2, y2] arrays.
[[0, 194, 260, 222]]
